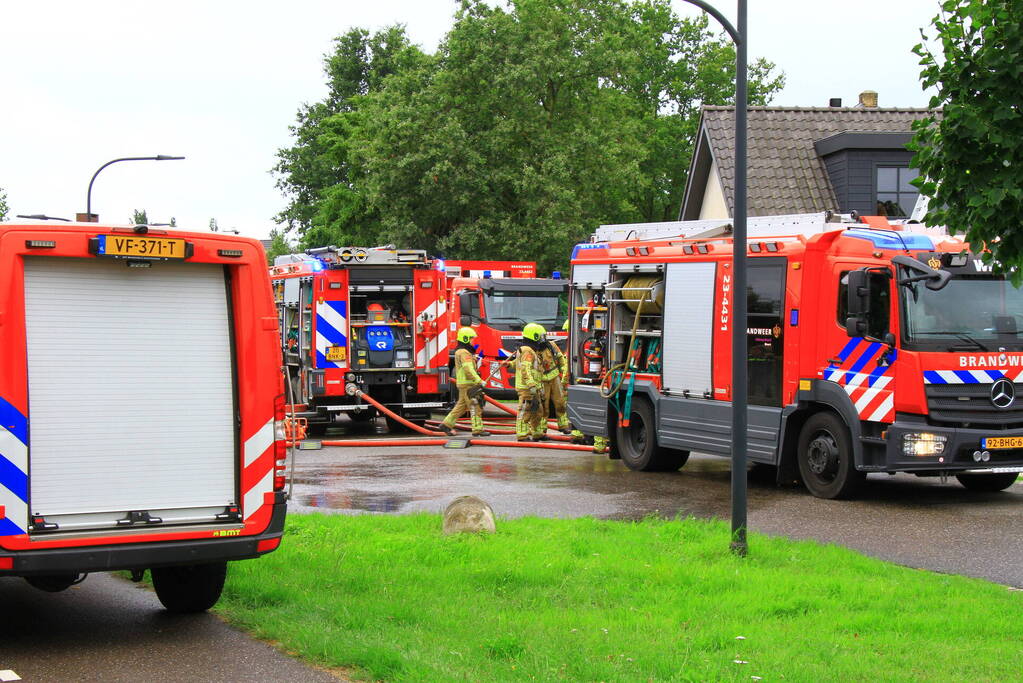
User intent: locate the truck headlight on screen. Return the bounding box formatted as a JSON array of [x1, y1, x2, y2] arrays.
[[903, 433, 947, 456]]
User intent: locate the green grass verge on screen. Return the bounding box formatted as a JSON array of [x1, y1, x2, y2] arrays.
[[217, 514, 1021, 681]]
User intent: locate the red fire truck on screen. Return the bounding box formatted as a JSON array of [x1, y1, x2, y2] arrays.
[[272, 246, 450, 432], [0, 221, 286, 611], [567, 212, 1023, 498], [441, 260, 568, 395]]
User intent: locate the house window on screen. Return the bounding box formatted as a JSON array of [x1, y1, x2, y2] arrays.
[[876, 166, 920, 217]]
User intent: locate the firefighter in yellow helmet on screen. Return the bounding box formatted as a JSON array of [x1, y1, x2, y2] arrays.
[[533, 324, 571, 439], [514, 323, 546, 441], [439, 327, 491, 437]]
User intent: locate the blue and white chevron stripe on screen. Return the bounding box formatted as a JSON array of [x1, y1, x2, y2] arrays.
[[315, 300, 348, 369], [0, 396, 28, 536], [923, 369, 1023, 384]]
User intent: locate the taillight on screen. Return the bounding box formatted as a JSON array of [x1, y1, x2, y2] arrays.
[[257, 537, 281, 553], [273, 394, 288, 491], [0, 557, 12, 570]]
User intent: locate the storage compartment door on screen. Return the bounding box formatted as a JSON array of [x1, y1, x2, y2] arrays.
[[662, 262, 715, 397], [24, 257, 237, 532]]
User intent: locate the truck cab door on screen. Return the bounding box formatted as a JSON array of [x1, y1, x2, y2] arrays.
[[747, 258, 787, 406]]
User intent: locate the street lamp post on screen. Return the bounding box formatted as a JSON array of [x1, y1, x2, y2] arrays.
[[84, 155, 185, 222], [677, 0, 748, 555]]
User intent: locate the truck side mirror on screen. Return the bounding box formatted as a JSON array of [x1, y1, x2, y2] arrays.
[[847, 269, 870, 316], [844, 269, 870, 338], [845, 316, 866, 337]]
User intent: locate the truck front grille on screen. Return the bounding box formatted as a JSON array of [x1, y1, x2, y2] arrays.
[[925, 383, 1023, 427]]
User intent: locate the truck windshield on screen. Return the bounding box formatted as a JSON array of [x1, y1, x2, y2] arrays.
[[902, 275, 1023, 350], [483, 291, 567, 331]]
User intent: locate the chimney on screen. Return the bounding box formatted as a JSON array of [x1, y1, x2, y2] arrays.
[[829, 97, 842, 107], [858, 90, 878, 108]]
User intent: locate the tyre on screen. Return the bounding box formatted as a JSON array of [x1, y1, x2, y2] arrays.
[[615, 399, 688, 471], [955, 471, 1019, 492], [305, 421, 329, 437], [797, 412, 864, 499], [151, 562, 228, 613]]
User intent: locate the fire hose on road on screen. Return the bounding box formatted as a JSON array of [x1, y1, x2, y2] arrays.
[[286, 387, 596, 452]]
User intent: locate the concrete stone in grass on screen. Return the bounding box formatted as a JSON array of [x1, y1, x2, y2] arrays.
[[443, 496, 496, 535]]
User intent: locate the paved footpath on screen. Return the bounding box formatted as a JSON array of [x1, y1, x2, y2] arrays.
[[0, 572, 344, 683]]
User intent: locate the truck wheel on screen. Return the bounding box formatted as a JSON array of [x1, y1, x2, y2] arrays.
[[616, 400, 686, 471], [305, 422, 329, 437], [955, 472, 1019, 492], [151, 562, 228, 613], [797, 412, 864, 499]]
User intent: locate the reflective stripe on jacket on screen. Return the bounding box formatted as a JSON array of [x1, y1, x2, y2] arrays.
[[454, 347, 482, 386], [514, 345, 540, 390]]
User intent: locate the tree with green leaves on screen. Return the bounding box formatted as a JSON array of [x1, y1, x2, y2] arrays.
[[274, 0, 782, 273], [910, 0, 1023, 278], [131, 209, 148, 225], [265, 228, 295, 265], [272, 25, 430, 242], [0, 186, 8, 222]]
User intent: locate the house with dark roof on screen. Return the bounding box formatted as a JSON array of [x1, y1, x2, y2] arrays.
[[680, 92, 937, 221]]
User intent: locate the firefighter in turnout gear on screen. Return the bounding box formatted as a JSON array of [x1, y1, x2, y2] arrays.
[[535, 327, 571, 438], [440, 327, 491, 436], [515, 323, 545, 441]]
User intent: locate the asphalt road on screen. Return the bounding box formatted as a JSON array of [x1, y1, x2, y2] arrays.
[[0, 572, 343, 683], [290, 428, 1023, 588]]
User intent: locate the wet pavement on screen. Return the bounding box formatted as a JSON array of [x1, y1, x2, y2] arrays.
[[289, 415, 1023, 588], [0, 573, 344, 682]]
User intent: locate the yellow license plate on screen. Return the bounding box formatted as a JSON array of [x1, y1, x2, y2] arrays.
[[982, 436, 1023, 450], [326, 346, 346, 361], [99, 234, 187, 259]]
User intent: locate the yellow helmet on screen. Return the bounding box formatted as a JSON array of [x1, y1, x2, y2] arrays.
[[457, 326, 478, 344], [522, 323, 546, 342]]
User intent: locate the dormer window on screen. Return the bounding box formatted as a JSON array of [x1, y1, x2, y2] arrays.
[[875, 166, 920, 218]]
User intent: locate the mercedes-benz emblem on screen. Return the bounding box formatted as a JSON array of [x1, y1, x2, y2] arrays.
[[991, 378, 1016, 409]]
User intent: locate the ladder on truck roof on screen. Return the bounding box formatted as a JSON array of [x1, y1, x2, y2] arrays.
[[593, 212, 852, 243], [593, 211, 952, 244]]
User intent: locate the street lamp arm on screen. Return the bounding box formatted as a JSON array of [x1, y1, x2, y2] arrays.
[[679, 0, 741, 45], [85, 155, 185, 221]]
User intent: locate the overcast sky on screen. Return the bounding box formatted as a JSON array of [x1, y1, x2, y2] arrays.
[[0, 0, 940, 239]]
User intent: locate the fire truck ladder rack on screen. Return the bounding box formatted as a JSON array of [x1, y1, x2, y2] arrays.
[[593, 211, 853, 243]]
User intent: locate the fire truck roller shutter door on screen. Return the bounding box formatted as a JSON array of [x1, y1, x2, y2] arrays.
[[661, 263, 715, 398], [23, 257, 236, 532]]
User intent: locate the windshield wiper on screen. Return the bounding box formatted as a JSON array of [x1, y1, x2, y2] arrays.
[[916, 331, 990, 351], [488, 316, 528, 326]]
